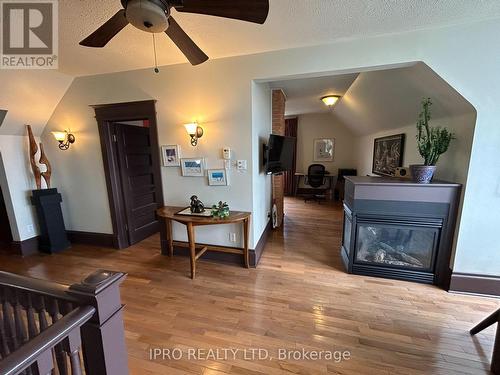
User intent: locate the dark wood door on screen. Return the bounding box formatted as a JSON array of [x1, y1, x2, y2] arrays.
[[114, 123, 161, 245], [0, 186, 12, 245]]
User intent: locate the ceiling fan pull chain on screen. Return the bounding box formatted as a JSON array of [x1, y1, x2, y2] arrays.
[[152, 33, 159, 73]]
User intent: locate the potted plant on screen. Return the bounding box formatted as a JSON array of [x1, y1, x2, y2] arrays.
[[211, 201, 230, 219], [411, 98, 454, 183]]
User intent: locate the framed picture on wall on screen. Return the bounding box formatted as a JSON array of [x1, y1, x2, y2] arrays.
[[181, 158, 205, 177], [372, 133, 405, 176], [313, 138, 335, 162], [208, 169, 229, 186], [161, 145, 181, 167]]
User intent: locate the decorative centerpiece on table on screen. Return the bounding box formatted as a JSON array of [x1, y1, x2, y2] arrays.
[[411, 98, 455, 183], [211, 201, 230, 219], [190, 195, 205, 213]]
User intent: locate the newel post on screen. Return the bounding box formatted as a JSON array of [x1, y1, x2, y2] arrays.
[[68, 270, 128, 375]]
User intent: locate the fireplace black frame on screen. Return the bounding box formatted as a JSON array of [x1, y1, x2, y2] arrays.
[[341, 177, 461, 288], [354, 217, 442, 272]]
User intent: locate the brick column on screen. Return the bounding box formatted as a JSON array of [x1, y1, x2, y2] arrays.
[[272, 90, 286, 228]]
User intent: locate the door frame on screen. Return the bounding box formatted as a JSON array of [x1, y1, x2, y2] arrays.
[[92, 100, 164, 249]]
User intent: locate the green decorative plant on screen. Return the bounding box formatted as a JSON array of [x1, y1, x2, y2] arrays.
[[416, 98, 455, 166], [211, 201, 230, 219]]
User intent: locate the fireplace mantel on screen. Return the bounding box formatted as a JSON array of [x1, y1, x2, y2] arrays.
[[341, 176, 461, 288]]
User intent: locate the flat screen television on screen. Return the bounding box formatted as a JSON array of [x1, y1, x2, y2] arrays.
[[264, 134, 295, 175]]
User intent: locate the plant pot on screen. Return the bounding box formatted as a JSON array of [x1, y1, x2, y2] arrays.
[[410, 165, 437, 184]]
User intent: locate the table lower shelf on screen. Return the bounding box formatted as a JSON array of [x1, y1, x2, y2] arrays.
[[172, 241, 245, 256]]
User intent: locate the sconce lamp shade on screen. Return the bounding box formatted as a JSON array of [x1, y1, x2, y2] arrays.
[[184, 122, 204, 146], [52, 130, 75, 150], [321, 95, 341, 106], [52, 131, 67, 142], [184, 123, 198, 136]]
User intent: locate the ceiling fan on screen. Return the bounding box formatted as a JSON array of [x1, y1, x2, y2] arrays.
[[79, 0, 270, 66]]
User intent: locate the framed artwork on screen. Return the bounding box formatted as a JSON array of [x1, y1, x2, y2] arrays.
[[372, 133, 405, 176], [161, 145, 180, 167], [313, 138, 335, 162], [208, 169, 229, 186], [181, 158, 205, 177]]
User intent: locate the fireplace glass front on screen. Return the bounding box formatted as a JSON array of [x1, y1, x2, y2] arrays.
[[355, 223, 439, 271]]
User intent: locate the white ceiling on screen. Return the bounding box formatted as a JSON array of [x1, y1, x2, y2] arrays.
[[269, 74, 359, 116], [60, 0, 500, 76]]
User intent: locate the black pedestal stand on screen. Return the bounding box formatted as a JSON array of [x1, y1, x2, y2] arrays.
[[31, 188, 71, 253]]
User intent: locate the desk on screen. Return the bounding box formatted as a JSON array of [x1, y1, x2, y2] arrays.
[[156, 206, 251, 279], [294, 172, 337, 198]]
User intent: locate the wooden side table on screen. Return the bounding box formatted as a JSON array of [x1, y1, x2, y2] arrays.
[[156, 206, 251, 279]]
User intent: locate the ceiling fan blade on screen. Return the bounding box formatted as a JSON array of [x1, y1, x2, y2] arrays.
[[79, 9, 129, 47], [165, 17, 208, 66], [174, 0, 269, 24]]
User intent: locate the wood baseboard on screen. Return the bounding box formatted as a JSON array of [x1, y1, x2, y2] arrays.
[[253, 219, 272, 267], [8, 231, 115, 256], [66, 230, 115, 247], [449, 272, 500, 297], [10, 237, 40, 256]]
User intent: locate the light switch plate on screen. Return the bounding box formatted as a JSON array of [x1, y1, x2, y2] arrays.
[[237, 160, 247, 170]]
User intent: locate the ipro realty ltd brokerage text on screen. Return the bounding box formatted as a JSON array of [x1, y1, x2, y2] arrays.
[[150, 347, 352, 363]]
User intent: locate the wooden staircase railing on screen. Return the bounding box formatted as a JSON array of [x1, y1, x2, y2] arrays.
[[0, 270, 128, 375], [0, 305, 95, 375]]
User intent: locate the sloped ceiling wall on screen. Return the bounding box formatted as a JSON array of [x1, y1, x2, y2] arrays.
[[332, 63, 475, 135], [0, 70, 73, 136]]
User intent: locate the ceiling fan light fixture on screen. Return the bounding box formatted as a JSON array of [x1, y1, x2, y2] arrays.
[[125, 0, 170, 33], [321, 95, 341, 107], [80, 0, 270, 66]]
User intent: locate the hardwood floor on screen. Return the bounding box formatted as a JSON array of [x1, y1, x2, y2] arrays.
[[1, 197, 499, 374]]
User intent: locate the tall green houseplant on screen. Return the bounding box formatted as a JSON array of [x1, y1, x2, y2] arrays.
[[416, 98, 454, 166], [411, 98, 455, 183]]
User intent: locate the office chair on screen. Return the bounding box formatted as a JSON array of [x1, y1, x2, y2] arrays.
[[304, 164, 327, 203]]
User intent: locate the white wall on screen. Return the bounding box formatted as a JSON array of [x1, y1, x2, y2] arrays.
[[41, 18, 500, 275], [251, 82, 272, 244], [0, 70, 73, 242], [0, 135, 44, 241], [296, 113, 357, 177], [355, 112, 476, 185], [354, 112, 476, 268], [43, 61, 257, 247]]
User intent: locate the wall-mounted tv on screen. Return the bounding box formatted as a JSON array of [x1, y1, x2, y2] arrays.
[[264, 134, 295, 175]]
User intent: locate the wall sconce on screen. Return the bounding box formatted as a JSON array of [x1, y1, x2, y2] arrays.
[[321, 95, 341, 107], [184, 122, 203, 146], [52, 130, 75, 150]]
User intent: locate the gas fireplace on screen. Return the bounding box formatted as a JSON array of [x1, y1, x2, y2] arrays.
[[341, 176, 461, 288]]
